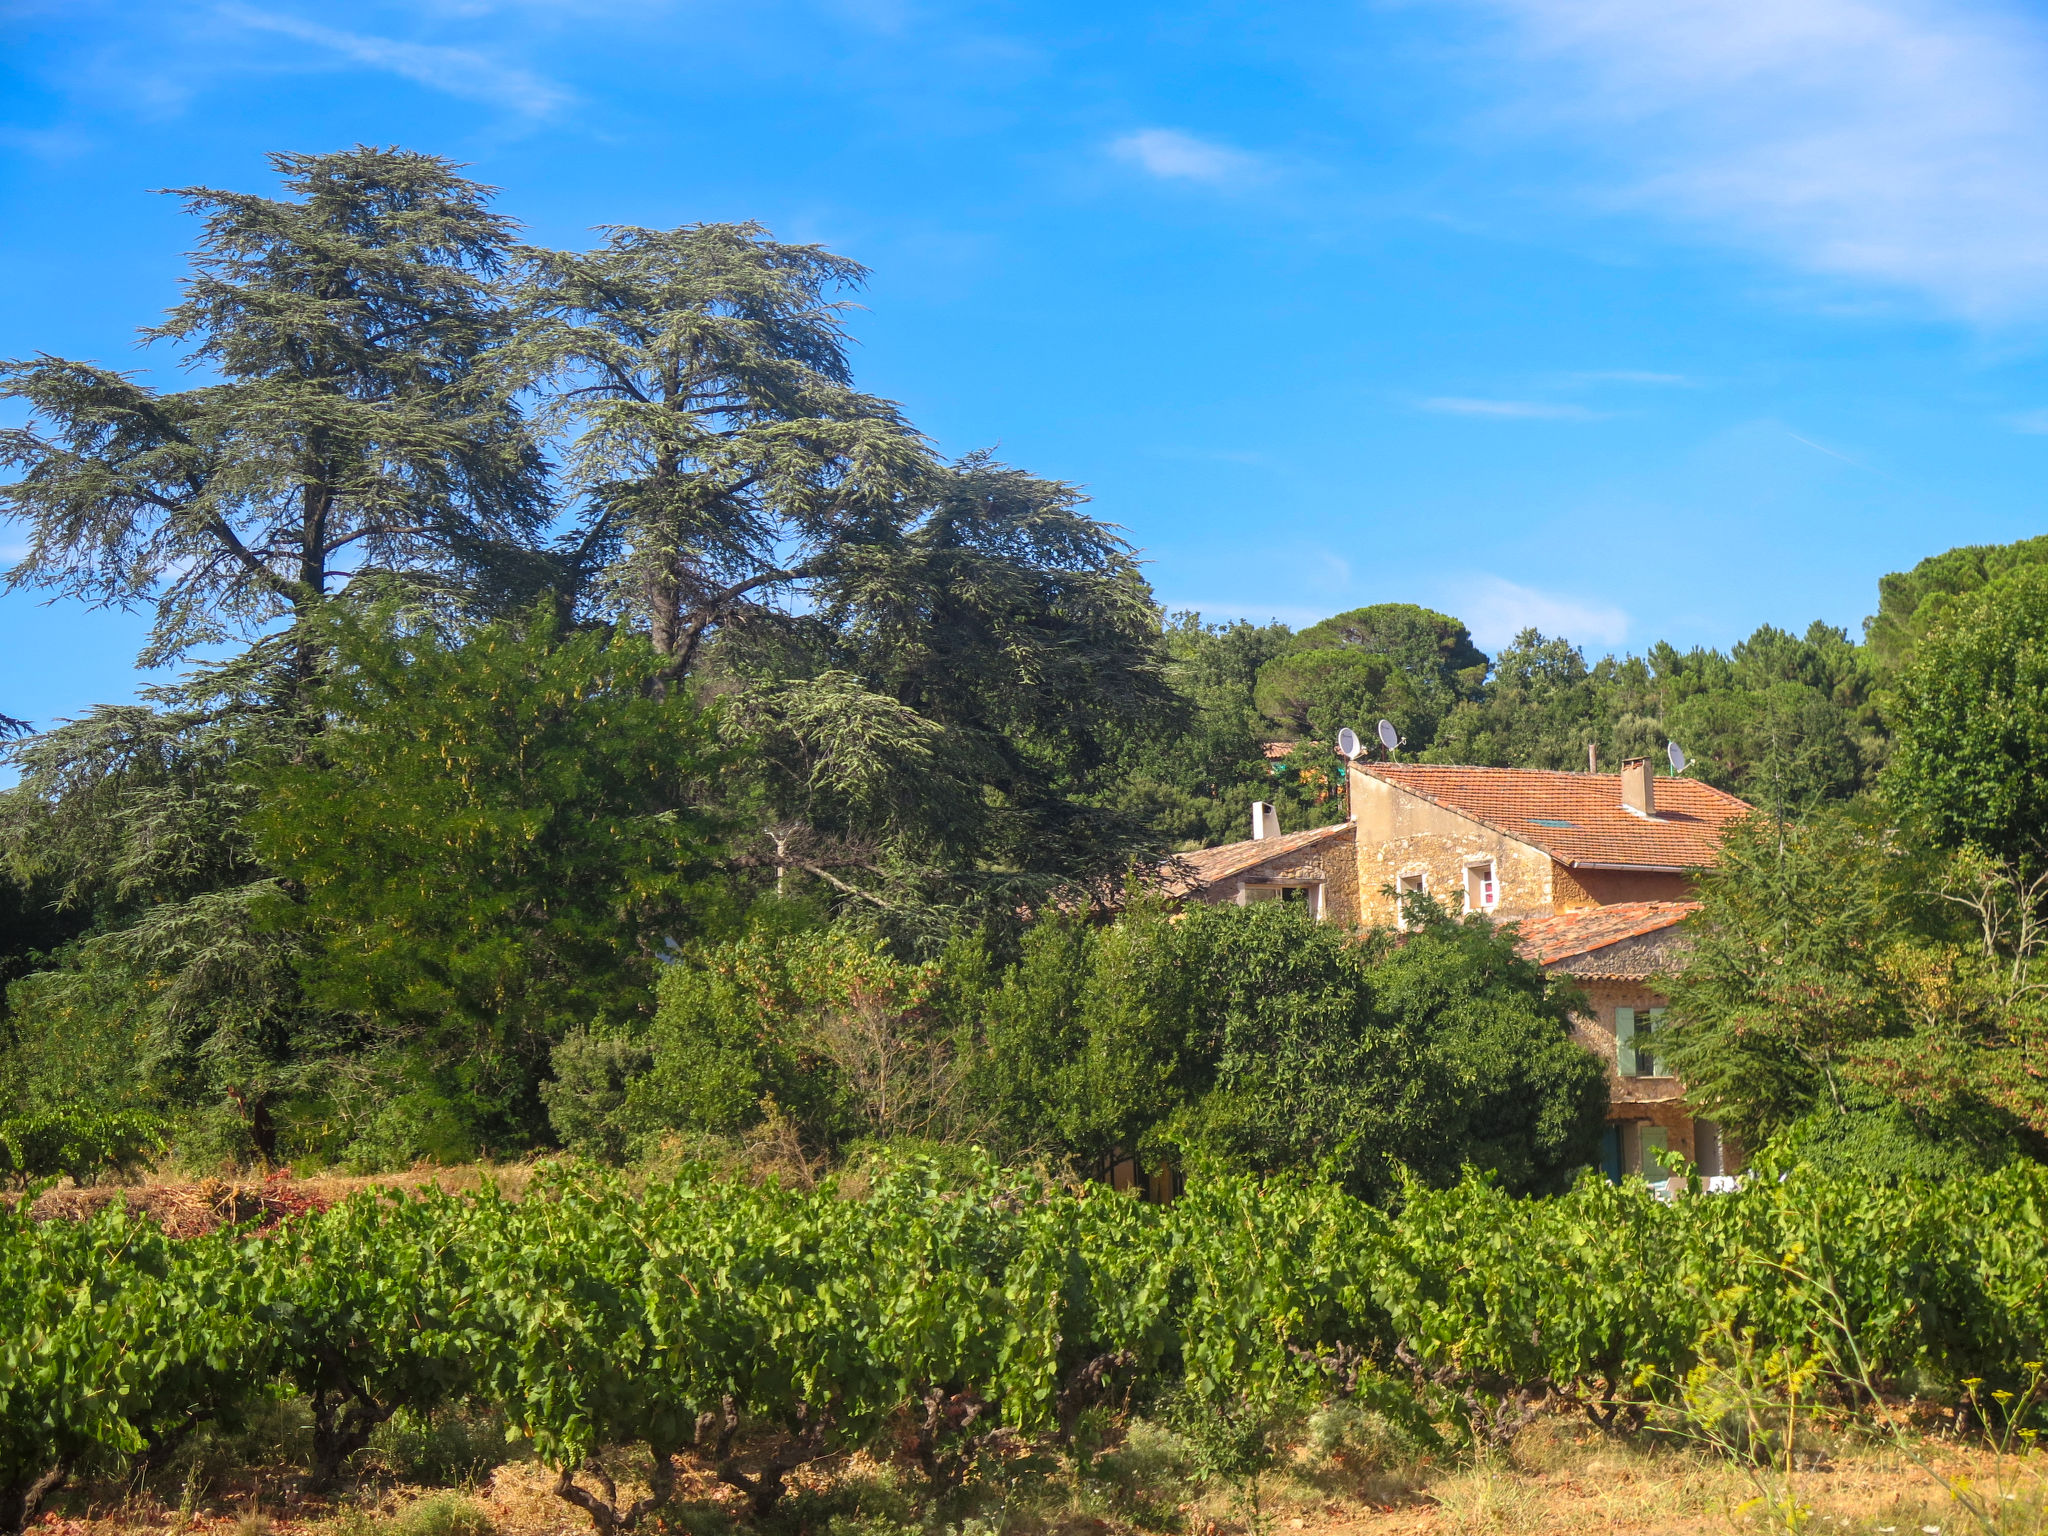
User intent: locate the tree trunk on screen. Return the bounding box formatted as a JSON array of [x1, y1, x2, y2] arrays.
[[550, 1447, 677, 1534], [306, 1385, 394, 1493], [0, 1463, 67, 1536]]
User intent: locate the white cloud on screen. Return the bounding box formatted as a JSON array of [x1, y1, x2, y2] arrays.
[[1110, 128, 1262, 184], [1452, 575, 1630, 650], [1456, 0, 2048, 320], [1421, 396, 1604, 419], [2008, 409, 2048, 434], [222, 6, 571, 115]]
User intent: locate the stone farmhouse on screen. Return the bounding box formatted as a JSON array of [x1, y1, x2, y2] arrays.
[[1166, 756, 1754, 1184]]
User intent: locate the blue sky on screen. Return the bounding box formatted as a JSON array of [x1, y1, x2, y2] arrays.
[[6, 0, 2048, 731]]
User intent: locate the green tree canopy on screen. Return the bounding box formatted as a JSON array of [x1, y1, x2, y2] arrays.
[[1866, 534, 2048, 670], [0, 148, 556, 1161], [249, 604, 727, 1160], [1886, 564, 2048, 869], [1, 147, 545, 680], [508, 221, 931, 665], [965, 900, 1606, 1200], [1658, 810, 2048, 1177], [1293, 603, 1488, 696]]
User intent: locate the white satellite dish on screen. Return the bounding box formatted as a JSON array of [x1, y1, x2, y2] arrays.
[[1376, 719, 1400, 754], [1667, 741, 1688, 773], [1336, 726, 1361, 759]]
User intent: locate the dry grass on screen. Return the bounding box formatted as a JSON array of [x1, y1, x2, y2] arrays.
[[12, 1161, 548, 1236], [29, 1408, 2048, 1536]]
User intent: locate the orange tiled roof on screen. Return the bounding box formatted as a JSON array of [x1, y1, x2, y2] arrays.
[[1511, 901, 1700, 966], [1163, 822, 1353, 896], [1357, 763, 1751, 869]]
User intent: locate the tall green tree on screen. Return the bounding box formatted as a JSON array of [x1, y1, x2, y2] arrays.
[[249, 605, 727, 1162], [1886, 564, 2048, 869], [1866, 534, 2048, 671], [509, 221, 930, 669], [0, 148, 550, 1156], [1658, 810, 2048, 1177], [513, 223, 1171, 920], [2, 147, 545, 681], [725, 453, 1171, 917]]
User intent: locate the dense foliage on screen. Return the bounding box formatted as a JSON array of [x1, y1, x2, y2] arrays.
[[6, 143, 2048, 1187], [0, 150, 1173, 1167], [544, 901, 1605, 1201], [7, 1158, 2048, 1533]]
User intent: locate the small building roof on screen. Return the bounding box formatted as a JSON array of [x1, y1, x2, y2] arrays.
[[1162, 821, 1354, 897], [1512, 900, 1701, 966], [1355, 763, 1751, 870]]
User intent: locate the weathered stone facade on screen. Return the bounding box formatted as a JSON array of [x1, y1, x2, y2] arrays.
[[1343, 763, 1753, 1183], [1349, 770, 1560, 925], [1172, 821, 1358, 927], [1550, 862, 1695, 908], [1533, 922, 1736, 1178]]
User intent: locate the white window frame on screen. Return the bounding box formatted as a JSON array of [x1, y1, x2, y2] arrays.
[[1243, 881, 1327, 919], [1463, 858, 1498, 914], [1395, 871, 1427, 929]]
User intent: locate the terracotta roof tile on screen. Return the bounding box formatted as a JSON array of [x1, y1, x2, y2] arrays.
[[1163, 822, 1354, 896], [1357, 763, 1751, 869], [1510, 901, 1700, 966]]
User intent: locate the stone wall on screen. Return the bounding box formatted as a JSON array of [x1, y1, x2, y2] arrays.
[[1184, 826, 1359, 927], [1557, 864, 1696, 906], [1347, 769, 1555, 927]]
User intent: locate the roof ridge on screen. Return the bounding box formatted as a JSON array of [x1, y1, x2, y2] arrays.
[[1353, 762, 1752, 868], [1363, 759, 1754, 806]]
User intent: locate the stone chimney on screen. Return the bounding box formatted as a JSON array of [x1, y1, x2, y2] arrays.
[[1620, 758, 1656, 818], [1251, 802, 1280, 840]]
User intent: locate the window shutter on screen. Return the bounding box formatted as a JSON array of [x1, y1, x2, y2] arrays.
[[1640, 1125, 1671, 1182], [1644, 1007, 1666, 1077], [1615, 1007, 1636, 1076]]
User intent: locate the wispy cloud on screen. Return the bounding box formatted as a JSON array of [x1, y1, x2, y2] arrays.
[[2008, 408, 2048, 435], [1110, 128, 1262, 184], [1569, 370, 1692, 385], [1456, 0, 2048, 320], [222, 6, 571, 115], [1783, 428, 1861, 464], [1453, 575, 1631, 650], [0, 125, 94, 160], [1421, 396, 1605, 419]]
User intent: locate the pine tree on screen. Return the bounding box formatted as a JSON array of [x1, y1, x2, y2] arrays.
[[0, 148, 548, 1158]]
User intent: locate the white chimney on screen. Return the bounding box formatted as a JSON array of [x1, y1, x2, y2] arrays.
[[1251, 802, 1280, 840], [1620, 758, 1656, 818]]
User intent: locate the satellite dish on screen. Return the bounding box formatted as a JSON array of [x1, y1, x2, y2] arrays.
[[1376, 719, 1400, 754], [1336, 726, 1361, 759], [1667, 741, 1688, 773]]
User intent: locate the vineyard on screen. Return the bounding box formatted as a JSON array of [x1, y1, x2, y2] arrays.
[[6, 1158, 2048, 1536]]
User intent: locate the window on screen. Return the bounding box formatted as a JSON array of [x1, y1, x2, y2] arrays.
[[1695, 1118, 1724, 1179], [1464, 861, 1497, 913], [1615, 1006, 1665, 1077], [1395, 872, 1426, 928], [1639, 1125, 1674, 1183]]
